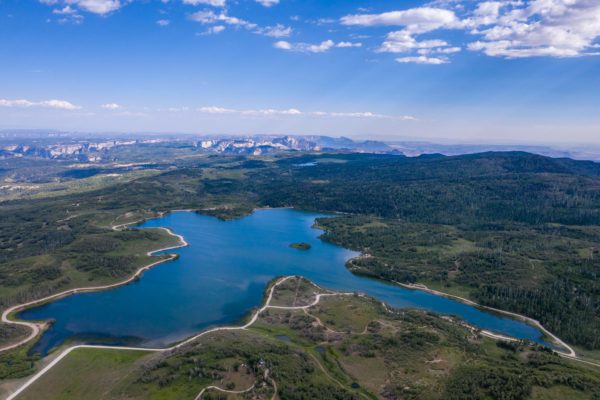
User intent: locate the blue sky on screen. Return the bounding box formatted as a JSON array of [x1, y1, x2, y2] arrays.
[[1, 0, 599, 142]]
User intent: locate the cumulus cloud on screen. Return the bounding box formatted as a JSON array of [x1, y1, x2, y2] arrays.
[[37, 0, 598, 63], [41, 0, 123, 15], [342, 7, 462, 61], [255, 24, 292, 38], [466, 0, 600, 58], [198, 106, 300, 115], [395, 56, 449, 64], [274, 39, 362, 53], [52, 5, 77, 14], [343, 1, 600, 61], [256, 0, 279, 7], [0, 98, 81, 110], [242, 108, 302, 116], [198, 106, 235, 113], [199, 25, 226, 35], [190, 10, 257, 29], [341, 7, 460, 33], [378, 30, 450, 53], [182, 0, 226, 6], [336, 41, 362, 48], [273, 40, 292, 50], [190, 10, 293, 38], [101, 103, 121, 109]]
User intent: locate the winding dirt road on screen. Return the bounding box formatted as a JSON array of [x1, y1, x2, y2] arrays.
[[393, 280, 577, 357], [4, 276, 344, 400]]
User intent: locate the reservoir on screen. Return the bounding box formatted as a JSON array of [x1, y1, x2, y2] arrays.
[[19, 209, 552, 355]]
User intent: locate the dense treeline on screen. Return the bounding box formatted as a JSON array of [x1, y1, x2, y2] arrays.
[[318, 214, 600, 349], [247, 152, 600, 226]]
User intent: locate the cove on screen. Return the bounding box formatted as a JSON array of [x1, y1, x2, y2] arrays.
[[19, 209, 552, 355]]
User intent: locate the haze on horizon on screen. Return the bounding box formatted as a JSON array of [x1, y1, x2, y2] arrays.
[[1, 0, 599, 143]]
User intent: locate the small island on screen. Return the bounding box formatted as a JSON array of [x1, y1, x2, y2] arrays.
[[289, 242, 311, 251]]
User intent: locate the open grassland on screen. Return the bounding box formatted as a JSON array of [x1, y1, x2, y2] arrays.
[[16, 349, 153, 400], [10, 277, 600, 400]]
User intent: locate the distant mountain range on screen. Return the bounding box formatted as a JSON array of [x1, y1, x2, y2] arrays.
[[387, 141, 600, 162], [1, 131, 599, 162], [0, 134, 397, 162], [198, 135, 395, 155]]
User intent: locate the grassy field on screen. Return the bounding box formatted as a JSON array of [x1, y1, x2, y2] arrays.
[[17, 348, 154, 400], [14, 277, 600, 400]]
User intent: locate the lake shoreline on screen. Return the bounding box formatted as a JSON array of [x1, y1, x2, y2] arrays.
[[0, 208, 589, 371], [2, 276, 350, 400], [0, 218, 189, 354]]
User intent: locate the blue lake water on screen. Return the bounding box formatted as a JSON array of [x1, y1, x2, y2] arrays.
[[19, 209, 551, 355]]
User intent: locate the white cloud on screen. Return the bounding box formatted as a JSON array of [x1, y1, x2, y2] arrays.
[[274, 40, 292, 50], [40, 0, 122, 15], [156, 19, 170, 27], [471, 1, 503, 26], [378, 30, 449, 53], [101, 103, 121, 110], [189, 10, 218, 24], [341, 1, 600, 61], [69, 0, 121, 15], [189, 10, 256, 29], [256, 24, 292, 38], [0, 99, 36, 107], [467, 0, 600, 58], [52, 5, 76, 14], [182, 0, 226, 6], [242, 108, 302, 116], [198, 106, 235, 113], [395, 56, 449, 64], [342, 7, 461, 62], [274, 39, 362, 53], [196, 106, 415, 120], [278, 40, 334, 53], [434, 46, 461, 54], [336, 41, 362, 48], [256, 0, 279, 7], [200, 25, 226, 34], [341, 7, 460, 33], [314, 111, 389, 118], [0, 98, 81, 110], [198, 106, 301, 116], [190, 10, 293, 38]]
